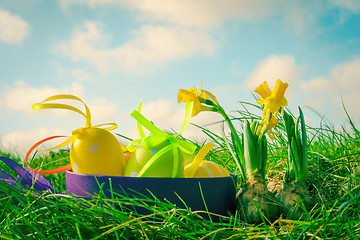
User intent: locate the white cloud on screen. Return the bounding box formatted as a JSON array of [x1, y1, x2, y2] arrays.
[[54, 22, 216, 73], [0, 81, 120, 157], [0, 9, 30, 44], [1, 80, 84, 115], [0, 127, 67, 158], [58, 0, 343, 33], [244, 55, 302, 89], [69, 69, 93, 82], [288, 57, 360, 123], [89, 98, 117, 123], [0, 80, 117, 123], [59, 0, 278, 29], [299, 77, 334, 110], [302, 58, 360, 94], [330, 58, 360, 90], [122, 98, 224, 144], [187, 111, 226, 143], [243, 55, 303, 102], [300, 77, 335, 93], [123, 99, 187, 139], [56, 66, 94, 82], [112, 0, 280, 30], [242, 55, 360, 122], [334, 93, 360, 118], [140, 99, 182, 128], [330, 0, 360, 13]]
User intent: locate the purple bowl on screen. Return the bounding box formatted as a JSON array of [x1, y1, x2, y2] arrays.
[[66, 170, 237, 218]]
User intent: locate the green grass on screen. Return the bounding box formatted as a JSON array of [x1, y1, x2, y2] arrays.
[[1, 106, 360, 239]]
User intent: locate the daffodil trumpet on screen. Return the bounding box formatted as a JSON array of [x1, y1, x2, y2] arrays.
[[29, 94, 126, 176], [275, 107, 313, 219]]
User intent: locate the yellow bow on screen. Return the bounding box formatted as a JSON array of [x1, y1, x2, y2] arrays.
[[32, 94, 117, 153]]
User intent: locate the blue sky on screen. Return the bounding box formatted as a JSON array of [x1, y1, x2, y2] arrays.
[[1, 0, 360, 157]]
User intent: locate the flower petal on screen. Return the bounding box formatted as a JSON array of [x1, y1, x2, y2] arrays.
[[272, 79, 289, 100], [191, 99, 202, 116], [177, 89, 197, 103], [266, 115, 280, 131], [202, 90, 218, 104], [257, 98, 266, 106], [254, 81, 272, 99]]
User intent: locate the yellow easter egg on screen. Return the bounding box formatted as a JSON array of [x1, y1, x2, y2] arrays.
[[70, 127, 125, 176], [124, 139, 184, 178], [184, 161, 230, 178]]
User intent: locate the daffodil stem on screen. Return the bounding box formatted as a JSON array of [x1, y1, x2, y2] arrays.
[[216, 105, 247, 180], [199, 96, 247, 179]]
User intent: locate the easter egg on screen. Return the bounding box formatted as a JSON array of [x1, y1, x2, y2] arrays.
[[182, 151, 195, 166], [124, 137, 184, 178], [184, 161, 230, 178], [70, 127, 125, 176], [124, 152, 132, 166]]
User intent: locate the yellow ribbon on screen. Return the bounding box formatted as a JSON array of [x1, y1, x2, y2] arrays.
[[184, 142, 215, 178], [32, 94, 118, 153]]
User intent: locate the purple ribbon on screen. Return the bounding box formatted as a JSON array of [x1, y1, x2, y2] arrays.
[[0, 156, 54, 192]]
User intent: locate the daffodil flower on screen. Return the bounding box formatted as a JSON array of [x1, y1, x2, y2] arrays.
[[256, 114, 280, 140], [255, 79, 289, 119], [177, 80, 217, 117]]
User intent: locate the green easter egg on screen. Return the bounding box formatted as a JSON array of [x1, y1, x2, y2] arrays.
[[182, 151, 195, 166], [124, 138, 184, 178], [124, 144, 150, 177]]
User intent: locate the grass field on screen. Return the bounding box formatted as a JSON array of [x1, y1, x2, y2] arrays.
[[1, 105, 360, 239]]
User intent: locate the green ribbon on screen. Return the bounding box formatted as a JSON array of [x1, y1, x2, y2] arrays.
[[128, 101, 197, 177]]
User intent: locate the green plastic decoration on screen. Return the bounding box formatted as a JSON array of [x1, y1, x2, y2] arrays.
[[124, 101, 198, 178]]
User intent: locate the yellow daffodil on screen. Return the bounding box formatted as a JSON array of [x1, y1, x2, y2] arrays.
[[177, 81, 215, 116], [255, 79, 289, 119], [256, 114, 280, 140], [266, 115, 280, 131], [254, 81, 272, 103]]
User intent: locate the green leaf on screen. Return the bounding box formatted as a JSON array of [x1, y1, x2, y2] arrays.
[[286, 143, 295, 181], [221, 122, 246, 180], [284, 110, 295, 139], [260, 135, 268, 178], [299, 107, 308, 172], [243, 120, 257, 176], [295, 116, 302, 147], [250, 121, 258, 136], [290, 137, 301, 181]]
